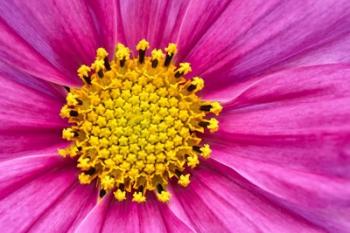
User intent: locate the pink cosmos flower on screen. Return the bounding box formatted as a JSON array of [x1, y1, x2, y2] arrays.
[[1, 0, 350, 232]]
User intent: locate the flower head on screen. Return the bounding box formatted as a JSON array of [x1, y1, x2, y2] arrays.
[[1, 1, 350, 233]]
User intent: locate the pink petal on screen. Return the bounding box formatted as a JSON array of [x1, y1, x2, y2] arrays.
[[0, 65, 66, 130], [184, 0, 350, 89], [174, 0, 234, 61], [87, 0, 120, 53], [0, 156, 96, 233], [210, 148, 350, 232], [204, 65, 350, 231], [206, 65, 350, 178], [74, 195, 112, 233], [28, 182, 97, 233], [75, 194, 195, 233], [214, 65, 350, 136], [276, 33, 350, 70], [74, 195, 141, 233], [158, 203, 196, 233], [0, 155, 67, 198], [174, 164, 327, 232], [0, 0, 100, 86], [117, 0, 191, 50], [137, 197, 168, 233], [101, 199, 141, 233], [0, 65, 67, 159], [0, 20, 69, 85]]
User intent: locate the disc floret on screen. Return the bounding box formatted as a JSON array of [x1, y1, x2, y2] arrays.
[[59, 39, 222, 203]]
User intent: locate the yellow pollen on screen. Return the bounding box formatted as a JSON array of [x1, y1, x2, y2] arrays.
[[136, 39, 150, 51], [59, 40, 222, 203], [77, 65, 91, 78], [114, 189, 126, 202], [157, 191, 171, 203], [96, 48, 109, 60], [151, 49, 164, 60], [178, 174, 191, 187], [165, 43, 177, 55]]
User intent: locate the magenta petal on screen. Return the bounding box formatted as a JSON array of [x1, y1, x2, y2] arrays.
[[0, 159, 77, 232], [102, 197, 168, 233], [74, 196, 111, 233], [87, 0, 120, 53], [0, 66, 66, 131], [0, 0, 99, 85], [159, 203, 196, 233], [75, 197, 140, 233], [0, 20, 69, 85], [174, 0, 232, 61], [205, 65, 350, 232], [185, 0, 350, 89], [277, 33, 350, 70], [102, 200, 141, 233], [0, 66, 67, 159], [216, 65, 350, 134], [28, 183, 97, 233], [117, 0, 191, 50], [137, 198, 168, 233], [176, 164, 327, 232], [0, 155, 66, 198], [210, 148, 350, 232], [206, 65, 350, 177]]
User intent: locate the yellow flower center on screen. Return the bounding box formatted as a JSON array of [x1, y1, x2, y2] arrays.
[[58, 39, 222, 203]]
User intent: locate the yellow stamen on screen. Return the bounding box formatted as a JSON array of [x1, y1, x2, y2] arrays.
[[165, 43, 177, 55], [115, 43, 130, 61], [178, 174, 191, 187], [59, 40, 221, 203], [77, 65, 90, 77], [201, 144, 212, 159], [151, 49, 164, 60], [114, 189, 126, 202], [96, 48, 109, 60], [133, 192, 146, 203], [211, 102, 223, 115], [157, 191, 171, 203], [136, 39, 150, 51]]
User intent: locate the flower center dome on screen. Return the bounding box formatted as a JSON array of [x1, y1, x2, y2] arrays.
[[59, 40, 222, 203]]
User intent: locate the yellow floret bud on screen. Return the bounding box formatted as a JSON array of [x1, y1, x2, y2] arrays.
[[208, 118, 219, 133], [211, 101, 223, 115], [92, 59, 105, 72], [200, 144, 211, 159], [187, 155, 199, 168], [101, 175, 115, 190], [62, 128, 75, 140], [132, 192, 146, 203], [115, 43, 130, 60], [96, 48, 108, 60], [157, 191, 171, 203], [151, 49, 164, 60], [66, 93, 79, 106], [191, 77, 204, 91], [114, 189, 126, 202], [58, 148, 69, 157], [77, 157, 91, 170], [178, 174, 191, 187], [79, 173, 92, 184], [59, 105, 71, 118], [177, 63, 192, 75], [136, 39, 149, 51], [165, 43, 177, 55], [77, 65, 90, 78]]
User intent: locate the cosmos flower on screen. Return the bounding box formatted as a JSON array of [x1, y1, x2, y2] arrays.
[[0, 0, 350, 232]]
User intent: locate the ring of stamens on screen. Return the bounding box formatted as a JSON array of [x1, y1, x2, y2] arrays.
[[58, 39, 222, 203]]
